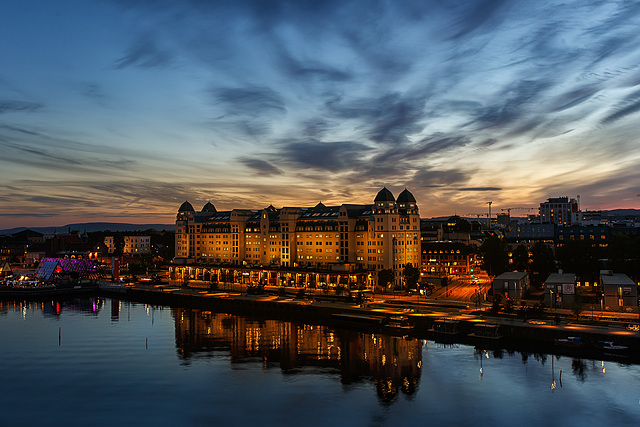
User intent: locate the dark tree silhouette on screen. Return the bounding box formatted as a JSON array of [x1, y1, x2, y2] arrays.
[[512, 245, 530, 272], [403, 263, 420, 290], [479, 236, 508, 276]]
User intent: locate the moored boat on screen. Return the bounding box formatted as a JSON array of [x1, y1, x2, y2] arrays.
[[594, 341, 629, 354], [468, 323, 502, 341], [429, 318, 461, 336], [554, 336, 585, 348]]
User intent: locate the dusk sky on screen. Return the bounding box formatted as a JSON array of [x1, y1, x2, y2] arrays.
[[2, 0, 640, 229]]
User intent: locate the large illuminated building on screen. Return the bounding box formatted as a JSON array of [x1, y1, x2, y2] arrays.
[[174, 188, 420, 277]]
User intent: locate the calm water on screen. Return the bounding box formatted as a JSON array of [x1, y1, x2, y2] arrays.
[[1, 298, 639, 427]]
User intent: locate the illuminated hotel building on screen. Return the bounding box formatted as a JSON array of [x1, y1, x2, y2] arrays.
[[175, 188, 420, 276], [539, 196, 581, 226]]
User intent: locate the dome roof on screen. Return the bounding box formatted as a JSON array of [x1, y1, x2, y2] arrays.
[[397, 188, 416, 203], [201, 202, 216, 213], [178, 201, 195, 212], [374, 187, 395, 202]]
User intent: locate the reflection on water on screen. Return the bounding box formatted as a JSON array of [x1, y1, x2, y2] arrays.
[[1, 298, 640, 426], [174, 308, 422, 403]]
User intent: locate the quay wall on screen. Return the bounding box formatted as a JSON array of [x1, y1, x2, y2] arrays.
[[98, 285, 640, 355]]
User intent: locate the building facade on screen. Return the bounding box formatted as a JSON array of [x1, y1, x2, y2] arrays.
[[104, 235, 151, 255], [492, 272, 529, 300], [539, 196, 580, 226], [420, 242, 478, 276], [543, 272, 576, 308], [600, 271, 638, 312], [174, 188, 421, 278]]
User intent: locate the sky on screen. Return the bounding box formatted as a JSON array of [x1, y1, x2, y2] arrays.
[[2, 0, 640, 229]]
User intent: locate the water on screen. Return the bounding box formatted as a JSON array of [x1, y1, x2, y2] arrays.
[[1, 298, 639, 426]]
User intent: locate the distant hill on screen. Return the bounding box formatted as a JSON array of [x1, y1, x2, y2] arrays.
[[604, 209, 640, 216], [0, 222, 175, 236]]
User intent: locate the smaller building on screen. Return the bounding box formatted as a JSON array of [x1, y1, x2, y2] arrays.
[[600, 271, 638, 312], [420, 242, 478, 276], [505, 224, 555, 249], [492, 272, 529, 300], [543, 272, 576, 308], [0, 260, 12, 279], [104, 235, 151, 255], [556, 225, 611, 246]]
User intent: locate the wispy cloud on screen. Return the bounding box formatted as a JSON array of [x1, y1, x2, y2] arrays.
[[0, 100, 43, 113], [2, 0, 640, 227]]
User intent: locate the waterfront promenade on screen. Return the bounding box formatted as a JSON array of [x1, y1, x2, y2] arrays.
[[99, 280, 640, 357]]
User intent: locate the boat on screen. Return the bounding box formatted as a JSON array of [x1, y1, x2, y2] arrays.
[[468, 323, 502, 341], [554, 336, 585, 348], [429, 318, 461, 337], [594, 341, 629, 354], [331, 313, 386, 326], [382, 315, 415, 335]]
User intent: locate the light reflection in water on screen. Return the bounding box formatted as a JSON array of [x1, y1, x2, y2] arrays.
[[0, 298, 639, 426]]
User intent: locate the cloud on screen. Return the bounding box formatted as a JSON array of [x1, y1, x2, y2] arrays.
[[116, 35, 172, 69], [549, 85, 601, 113], [278, 139, 371, 171], [469, 79, 553, 130], [325, 92, 427, 145], [0, 213, 57, 218], [364, 135, 471, 170], [0, 124, 39, 135], [80, 83, 106, 100], [239, 157, 284, 176], [457, 187, 503, 192], [411, 169, 469, 187], [302, 119, 332, 139], [278, 52, 352, 83], [446, 0, 509, 40], [601, 89, 640, 124], [213, 87, 285, 115], [0, 100, 43, 114]]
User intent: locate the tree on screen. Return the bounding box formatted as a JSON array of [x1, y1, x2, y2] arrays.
[[112, 233, 125, 257], [511, 245, 530, 272], [530, 242, 556, 287], [479, 236, 508, 276], [556, 239, 602, 282], [571, 292, 584, 320], [403, 263, 420, 290], [608, 234, 640, 281], [378, 269, 395, 290]]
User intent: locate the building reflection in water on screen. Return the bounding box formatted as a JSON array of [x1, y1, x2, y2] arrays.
[[0, 299, 105, 318], [173, 308, 422, 404]]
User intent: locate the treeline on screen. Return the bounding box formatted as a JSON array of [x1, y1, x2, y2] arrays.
[[479, 234, 640, 286]]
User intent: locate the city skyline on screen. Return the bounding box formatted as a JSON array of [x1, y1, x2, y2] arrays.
[[2, 0, 640, 229]]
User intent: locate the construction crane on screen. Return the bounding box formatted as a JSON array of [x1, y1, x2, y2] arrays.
[[500, 207, 537, 215], [464, 213, 487, 220]]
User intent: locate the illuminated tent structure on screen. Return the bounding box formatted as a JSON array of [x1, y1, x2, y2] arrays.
[[0, 261, 12, 279], [35, 258, 104, 282]]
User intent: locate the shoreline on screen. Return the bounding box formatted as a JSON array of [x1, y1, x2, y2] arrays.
[[100, 282, 640, 360], [3, 280, 639, 361]]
